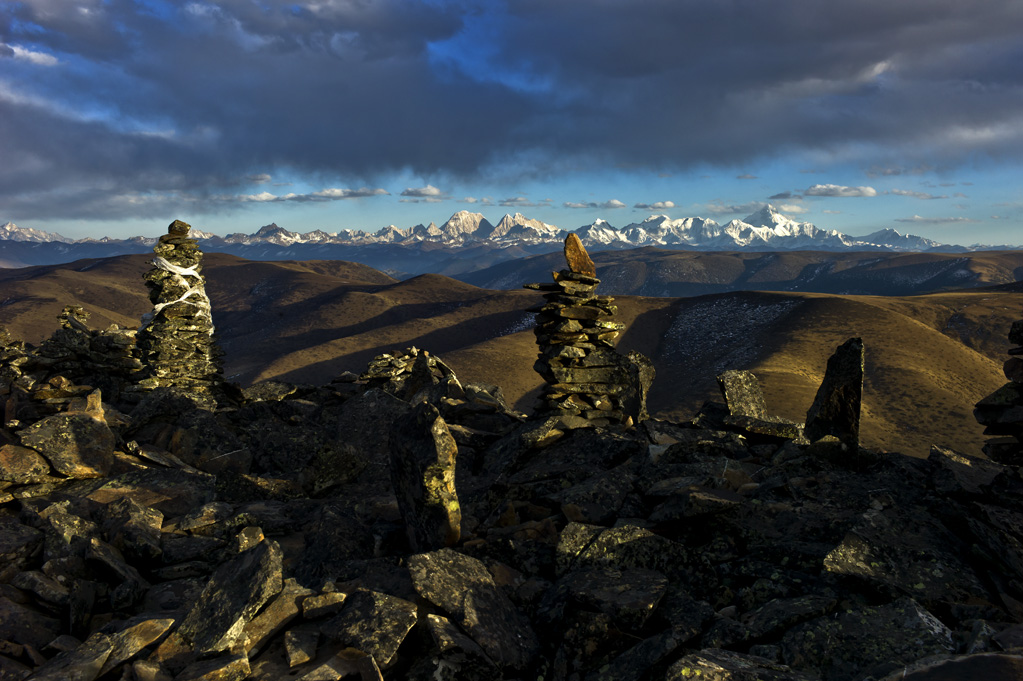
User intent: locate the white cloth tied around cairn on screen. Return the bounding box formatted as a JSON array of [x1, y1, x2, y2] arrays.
[[139, 256, 215, 332]]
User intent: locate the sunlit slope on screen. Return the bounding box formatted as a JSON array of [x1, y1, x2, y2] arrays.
[[0, 254, 1017, 457], [632, 290, 1019, 456]]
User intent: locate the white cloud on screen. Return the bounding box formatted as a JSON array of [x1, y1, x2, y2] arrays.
[[634, 200, 675, 210], [889, 189, 948, 200], [237, 191, 278, 202], [400, 184, 444, 198], [399, 197, 443, 203], [237, 187, 389, 203], [500, 196, 552, 208], [778, 203, 809, 214], [894, 215, 977, 224], [564, 199, 627, 209], [4, 45, 59, 67], [311, 187, 389, 200], [704, 201, 767, 215], [805, 184, 877, 197]]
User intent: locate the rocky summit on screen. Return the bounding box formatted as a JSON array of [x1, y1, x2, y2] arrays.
[[0, 225, 1022, 680]]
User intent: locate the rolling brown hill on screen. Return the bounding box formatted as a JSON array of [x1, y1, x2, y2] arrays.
[[0, 253, 1018, 458], [460, 247, 1023, 297]]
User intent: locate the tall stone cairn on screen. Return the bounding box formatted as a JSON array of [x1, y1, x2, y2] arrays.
[[134, 220, 224, 399], [975, 309, 1023, 463], [526, 234, 651, 427]]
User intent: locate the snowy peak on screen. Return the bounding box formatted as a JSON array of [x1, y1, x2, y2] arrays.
[[0, 222, 74, 243], [0, 212, 978, 253], [439, 211, 493, 239], [492, 213, 562, 240], [855, 228, 943, 251]]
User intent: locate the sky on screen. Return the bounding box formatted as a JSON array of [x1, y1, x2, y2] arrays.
[[1, 0, 1022, 246]]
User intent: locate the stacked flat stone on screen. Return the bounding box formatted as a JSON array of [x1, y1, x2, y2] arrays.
[[34, 306, 141, 402], [134, 220, 224, 400], [975, 311, 1023, 463], [526, 235, 630, 427], [360, 346, 462, 400]]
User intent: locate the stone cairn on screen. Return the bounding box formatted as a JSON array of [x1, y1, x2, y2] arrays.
[[526, 234, 652, 427], [133, 220, 224, 402], [975, 309, 1023, 463]]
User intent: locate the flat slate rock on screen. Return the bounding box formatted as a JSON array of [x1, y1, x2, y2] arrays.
[[667, 648, 816, 680], [408, 548, 539, 671], [781, 598, 954, 681], [178, 538, 283, 654], [320, 589, 418, 669], [19, 413, 116, 479]]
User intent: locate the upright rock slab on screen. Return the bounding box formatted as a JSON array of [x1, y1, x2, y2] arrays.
[[717, 370, 768, 419], [389, 402, 461, 551], [134, 220, 224, 401], [804, 337, 863, 448]]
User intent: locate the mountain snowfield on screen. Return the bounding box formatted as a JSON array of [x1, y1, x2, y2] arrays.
[[0, 206, 1010, 252]]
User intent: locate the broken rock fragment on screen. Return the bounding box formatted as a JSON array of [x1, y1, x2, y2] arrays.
[[781, 598, 954, 681], [408, 548, 539, 671], [178, 537, 283, 654], [19, 412, 116, 479], [320, 589, 418, 669]]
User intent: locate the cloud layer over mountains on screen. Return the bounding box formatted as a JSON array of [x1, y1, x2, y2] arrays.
[[1, 1, 1022, 220]]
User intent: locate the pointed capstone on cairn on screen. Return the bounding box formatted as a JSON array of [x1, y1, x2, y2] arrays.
[[133, 220, 224, 401], [975, 312, 1023, 463], [525, 234, 653, 428]]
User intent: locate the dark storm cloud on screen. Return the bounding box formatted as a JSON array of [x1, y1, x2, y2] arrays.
[[2, 0, 1022, 220]]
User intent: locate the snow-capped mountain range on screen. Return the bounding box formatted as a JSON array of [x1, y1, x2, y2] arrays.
[[0, 206, 1010, 255]]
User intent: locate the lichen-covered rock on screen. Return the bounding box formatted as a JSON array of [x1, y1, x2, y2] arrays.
[[781, 598, 954, 681], [242, 578, 314, 655], [389, 402, 461, 551], [320, 589, 418, 669], [564, 233, 596, 277], [175, 653, 250, 681], [178, 538, 283, 654], [879, 652, 1023, 681], [0, 521, 43, 582], [823, 506, 987, 608], [539, 567, 668, 632], [408, 548, 539, 671], [0, 444, 52, 483], [668, 648, 816, 680], [717, 370, 768, 419], [19, 412, 115, 479]]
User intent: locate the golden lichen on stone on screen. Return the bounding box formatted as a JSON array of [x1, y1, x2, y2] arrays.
[[564, 233, 596, 277], [168, 219, 191, 236]]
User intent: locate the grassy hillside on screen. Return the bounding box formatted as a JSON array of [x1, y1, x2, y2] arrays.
[[0, 254, 1017, 458]]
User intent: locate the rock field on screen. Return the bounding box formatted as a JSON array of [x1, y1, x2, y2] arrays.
[[0, 223, 1022, 680]]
